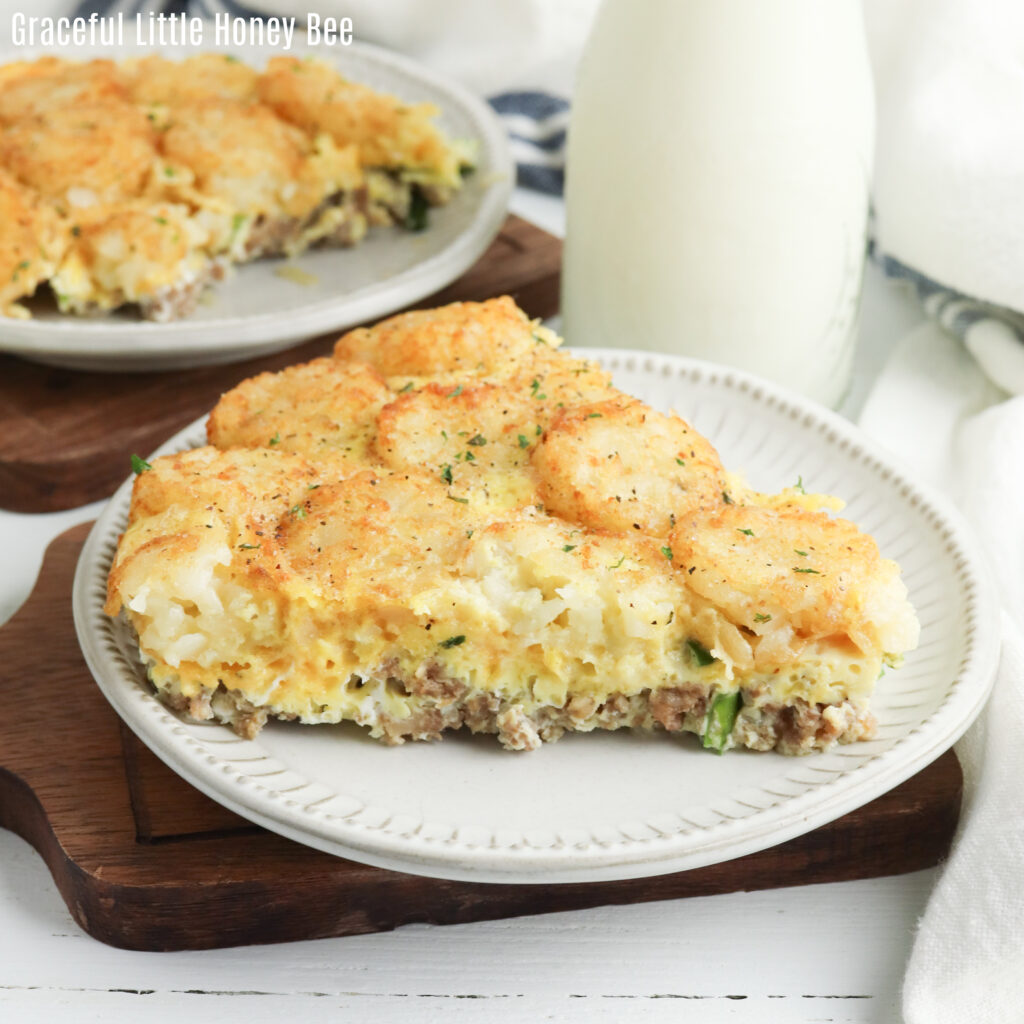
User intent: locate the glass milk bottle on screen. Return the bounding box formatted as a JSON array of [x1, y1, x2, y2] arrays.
[[562, 0, 875, 408]]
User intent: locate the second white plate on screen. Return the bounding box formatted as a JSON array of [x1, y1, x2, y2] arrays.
[[0, 38, 512, 372], [73, 351, 999, 882]]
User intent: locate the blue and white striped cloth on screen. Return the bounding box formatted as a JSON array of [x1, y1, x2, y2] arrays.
[[877, 254, 1024, 395], [73, 0, 572, 195]]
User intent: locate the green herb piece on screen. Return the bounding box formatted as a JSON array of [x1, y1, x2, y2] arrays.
[[447, 494, 469, 504], [686, 639, 716, 667], [308, 483, 320, 490], [536, 424, 543, 436], [465, 529, 474, 539], [440, 464, 453, 485], [289, 503, 307, 519], [587, 412, 603, 419], [239, 543, 259, 550], [675, 458, 686, 466], [10, 259, 29, 282], [398, 381, 414, 393], [737, 528, 754, 537], [660, 546, 673, 561], [231, 212, 247, 237], [464, 451, 476, 462], [467, 434, 487, 446], [563, 544, 576, 553], [517, 434, 530, 449], [794, 549, 809, 557], [702, 691, 741, 754], [793, 567, 821, 574], [609, 554, 626, 569], [795, 475, 806, 493], [163, 165, 176, 178], [268, 431, 280, 445], [130, 454, 152, 475], [71, 225, 81, 237], [722, 491, 734, 505], [405, 189, 429, 232], [754, 612, 772, 623], [530, 378, 541, 396], [447, 384, 463, 399], [154, 216, 168, 226], [439, 635, 466, 648]]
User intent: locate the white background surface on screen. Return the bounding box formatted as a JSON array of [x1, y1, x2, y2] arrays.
[[0, 190, 932, 1022]]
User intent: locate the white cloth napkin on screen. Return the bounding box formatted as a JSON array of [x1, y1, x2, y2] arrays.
[[864, 0, 1024, 394], [858, 322, 1024, 1024]]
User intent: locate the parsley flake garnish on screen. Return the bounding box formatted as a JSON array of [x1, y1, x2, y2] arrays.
[[609, 554, 626, 569], [467, 434, 487, 446], [754, 612, 772, 623], [794, 549, 809, 557], [563, 544, 577, 553], [440, 635, 466, 648], [447, 384, 463, 399], [675, 458, 686, 466], [130, 454, 152, 475], [239, 543, 259, 550], [289, 503, 307, 519], [398, 381, 414, 393], [737, 528, 754, 537], [587, 412, 603, 419], [517, 434, 530, 449], [447, 494, 469, 504], [793, 567, 821, 574], [722, 491, 734, 505], [795, 475, 806, 493], [268, 432, 280, 446], [660, 546, 673, 561], [440, 464, 453, 485]]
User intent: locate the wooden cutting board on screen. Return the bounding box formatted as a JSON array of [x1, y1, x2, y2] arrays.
[[0, 214, 562, 514], [0, 524, 961, 952]]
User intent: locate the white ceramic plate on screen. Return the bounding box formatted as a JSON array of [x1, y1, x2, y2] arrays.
[[73, 352, 1000, 883], [0, 38, 511, 372]]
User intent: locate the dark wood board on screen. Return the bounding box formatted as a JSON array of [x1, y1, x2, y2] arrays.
[[0, 214, 563, 514], [0, 524, 961, 952]]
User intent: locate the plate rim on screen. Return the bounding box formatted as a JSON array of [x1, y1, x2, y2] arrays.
[[0, 37, 513, 365], [72, 350, 1001, 883]]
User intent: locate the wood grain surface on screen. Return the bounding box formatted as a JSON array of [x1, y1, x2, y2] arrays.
[[0, 215, 562, 514], [0, 524, 962, 952]]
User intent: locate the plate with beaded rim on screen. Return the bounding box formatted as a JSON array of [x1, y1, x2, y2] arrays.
[[73, 350, 999, 882], [0, 36, 512, 372]]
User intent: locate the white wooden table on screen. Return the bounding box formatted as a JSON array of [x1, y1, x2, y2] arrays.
[[0, 191, 933, 1023]]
